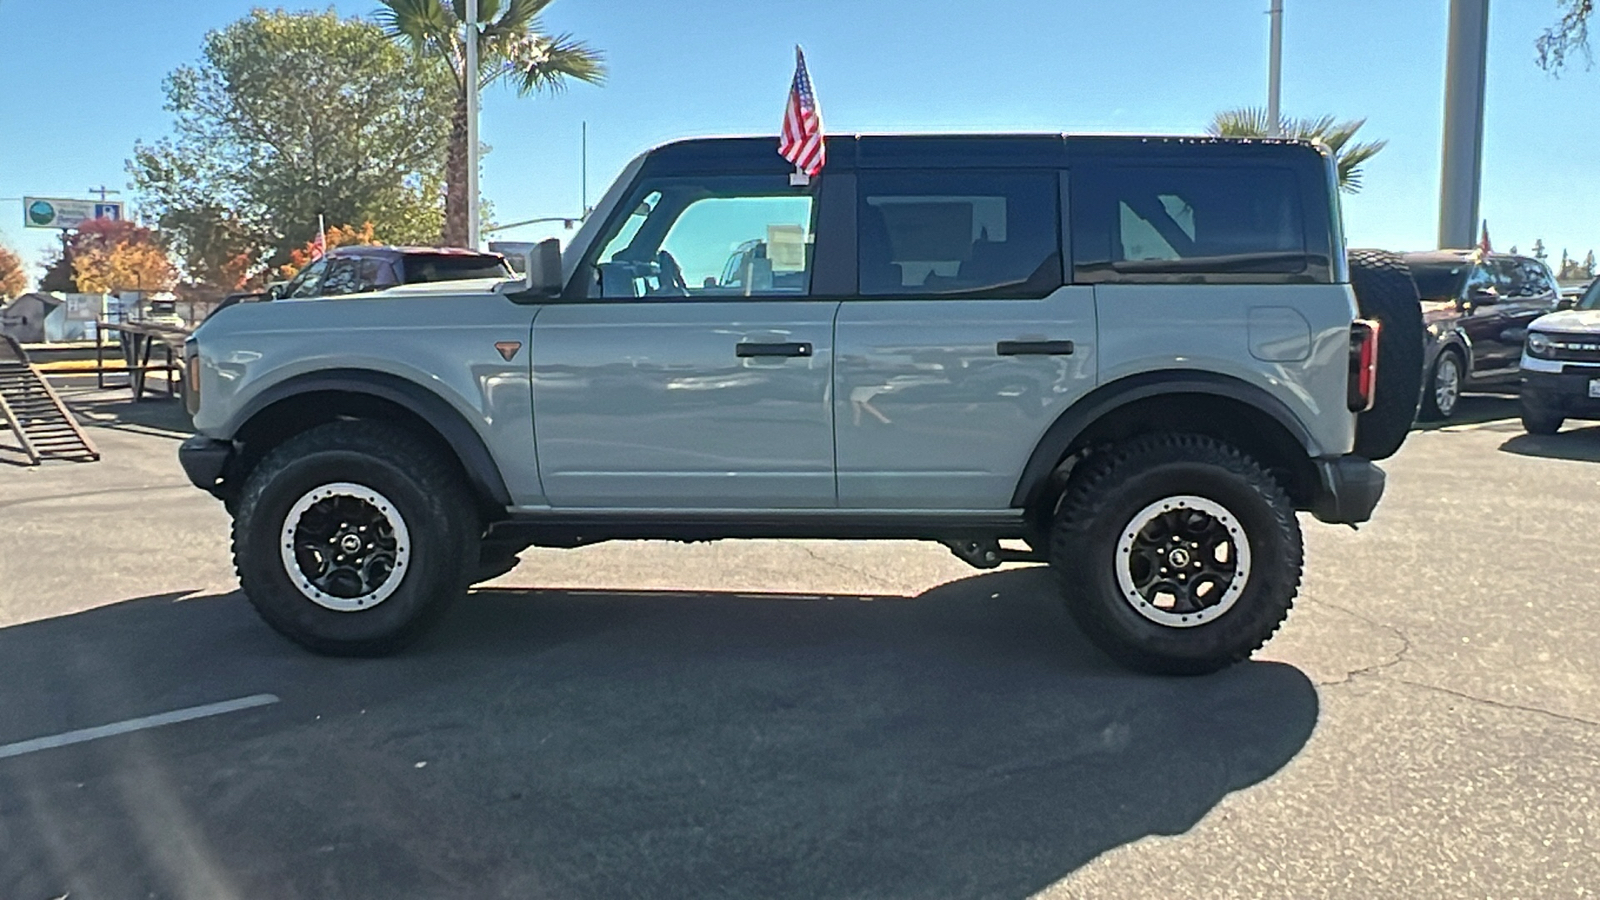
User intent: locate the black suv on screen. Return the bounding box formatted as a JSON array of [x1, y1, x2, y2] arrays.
[[1403, 250, 1563, 420]]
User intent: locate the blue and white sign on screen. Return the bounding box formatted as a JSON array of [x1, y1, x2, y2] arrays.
[[23, 197, 124, 230]]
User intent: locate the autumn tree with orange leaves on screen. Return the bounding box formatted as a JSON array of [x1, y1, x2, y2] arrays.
[[0, 244, 27, 300], [69, 219, 178, 294]]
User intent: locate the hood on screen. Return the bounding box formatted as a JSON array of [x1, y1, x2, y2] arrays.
[[1530, 309, 1600, 334]]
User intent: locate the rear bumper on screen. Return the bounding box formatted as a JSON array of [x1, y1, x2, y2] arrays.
[[1311, 455, 1385, 525], [178, 435, 233, 499], [1521, 368, 1600, 418]]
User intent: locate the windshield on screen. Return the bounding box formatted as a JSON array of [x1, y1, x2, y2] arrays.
[[1579, 279, 1600, 311], [403, 253, 514, 283], [1407, 260, 1470, 301]]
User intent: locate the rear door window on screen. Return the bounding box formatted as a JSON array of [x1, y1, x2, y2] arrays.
[[1073, 165, 1311, 282], [856, 170, 1060, 297]]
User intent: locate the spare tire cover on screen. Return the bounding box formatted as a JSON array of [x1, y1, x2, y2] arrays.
[[1347, 248, 1424, 461]]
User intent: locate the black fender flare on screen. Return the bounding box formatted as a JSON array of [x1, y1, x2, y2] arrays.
[[1009, 369, 1319, 508], [225, 369, 512, 508]]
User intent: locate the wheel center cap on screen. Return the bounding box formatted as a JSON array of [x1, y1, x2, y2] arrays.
[[340, 534, 363, 553], [1168, 547, 1192, 567]]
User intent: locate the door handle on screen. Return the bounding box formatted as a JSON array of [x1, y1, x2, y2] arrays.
[[737, 342, 813, 358], [996, 340, 1075, 356]]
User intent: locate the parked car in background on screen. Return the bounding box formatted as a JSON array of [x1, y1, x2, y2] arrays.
[[1520, 277, 1600, 434], [1402, 250, 1563, 420], [207, 246, 515, 321]]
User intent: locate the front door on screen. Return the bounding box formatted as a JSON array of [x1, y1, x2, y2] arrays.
[[531, 172, 839, 509], [833, 169, 1097, 510]]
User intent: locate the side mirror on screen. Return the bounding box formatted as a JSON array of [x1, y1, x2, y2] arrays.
[[523, 238, 563, 295]]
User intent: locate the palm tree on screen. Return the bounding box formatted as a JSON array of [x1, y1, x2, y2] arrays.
[[376, 0, 605, 246], [1208, 108, 1388, 194]]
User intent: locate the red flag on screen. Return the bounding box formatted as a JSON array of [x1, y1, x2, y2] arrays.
[[1478, 221, 1492, 254], [779, 46, 826, 176]]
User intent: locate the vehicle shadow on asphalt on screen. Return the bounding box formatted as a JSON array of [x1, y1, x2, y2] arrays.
[[0, 568, 1318, 900], [57, 385, 194, 440], [1499, 424, 1600, 463], [1411, 393, 1520, 431]]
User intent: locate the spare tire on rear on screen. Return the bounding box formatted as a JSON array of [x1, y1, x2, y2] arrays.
[[1347, 248, 1424, 461]]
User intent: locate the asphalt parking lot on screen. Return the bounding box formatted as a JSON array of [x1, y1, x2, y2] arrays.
[[1, 385, 1596, 900]]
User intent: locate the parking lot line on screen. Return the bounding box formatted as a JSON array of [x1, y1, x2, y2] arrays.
[[0, 694, 280, 761]]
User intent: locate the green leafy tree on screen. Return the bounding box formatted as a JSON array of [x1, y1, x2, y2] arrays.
[[1208, 108, 1388, 194], [0, 244, 27, 300], [130, 9, 456, 279], [1538, 0, 1592, 72], [377, 0, 605, 246]]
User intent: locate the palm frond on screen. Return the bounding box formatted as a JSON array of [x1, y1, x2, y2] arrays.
[[490, 31, 606, 94], [376, 0, 455, 49], [482, 0, 554, 37], [1209, 106, 1387, 193]]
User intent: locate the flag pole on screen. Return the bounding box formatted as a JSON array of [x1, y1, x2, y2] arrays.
[[317, 214, 327, 259]]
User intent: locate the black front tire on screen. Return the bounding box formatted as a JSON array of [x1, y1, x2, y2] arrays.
[[1521, 406, 1564, 435], [232, 420, 477, 656], [1048, 434, 1303, 676]]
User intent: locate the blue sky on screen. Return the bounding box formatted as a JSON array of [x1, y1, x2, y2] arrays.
[[1, 0, 1596, 283]]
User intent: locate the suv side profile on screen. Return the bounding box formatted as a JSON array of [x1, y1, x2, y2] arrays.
[[179, 134, 1416, 675], [1403, 250, 1563, 420]]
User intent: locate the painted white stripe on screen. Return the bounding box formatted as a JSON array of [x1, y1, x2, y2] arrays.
[[0, 693, 280, 761]]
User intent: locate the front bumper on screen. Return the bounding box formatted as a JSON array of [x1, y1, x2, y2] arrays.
[[1311, 455, 1385, 525], [179, 435, 233, 500], [1521, 368, 1600, 419]]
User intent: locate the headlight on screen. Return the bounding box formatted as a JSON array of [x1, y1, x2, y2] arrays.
[[1526, 332, 1553, 359]]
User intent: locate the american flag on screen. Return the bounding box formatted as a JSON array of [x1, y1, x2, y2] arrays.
[[310, 214, 327, 260], [779, 46, 825, 176]]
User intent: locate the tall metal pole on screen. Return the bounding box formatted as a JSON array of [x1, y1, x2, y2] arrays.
[[1267, 0, 1284, 136], [465, 1, 481, 248], [1439, 0, 1490, 250]]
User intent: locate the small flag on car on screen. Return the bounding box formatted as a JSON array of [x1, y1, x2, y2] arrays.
[[1478, 220, 1492, 254], [779, 46, 826, 181], [311, 214, 327, 260]]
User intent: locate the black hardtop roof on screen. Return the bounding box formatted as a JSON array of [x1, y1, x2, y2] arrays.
[[642, 133, 1329, 173]]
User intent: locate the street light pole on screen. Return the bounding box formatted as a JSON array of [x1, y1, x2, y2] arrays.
[[465, 1, 481, 249], [1267, 0, 1284, 136], [1438, 0, 1490, 250]]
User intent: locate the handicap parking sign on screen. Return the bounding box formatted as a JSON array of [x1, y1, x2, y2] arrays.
[[94, 203, 122, 221]]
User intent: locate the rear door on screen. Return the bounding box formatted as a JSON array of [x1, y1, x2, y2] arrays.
[[833, 168, 1097, 509], [531, 172, 840, 508]]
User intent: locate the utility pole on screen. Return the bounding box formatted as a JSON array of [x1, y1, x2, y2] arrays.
[[1439, 0, 1490, 250], [88, 185, 120, 202], [465, 1, 481, 249], [1267, 0, 1284, 136]]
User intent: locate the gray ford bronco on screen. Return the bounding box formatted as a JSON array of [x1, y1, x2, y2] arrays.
[[180, 134, 1424, 674]]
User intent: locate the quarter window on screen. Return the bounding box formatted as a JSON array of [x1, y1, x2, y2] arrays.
[[1074, 166, 1310, 282], [590, 177, 815, 299], [856, 170, 1061, 296]]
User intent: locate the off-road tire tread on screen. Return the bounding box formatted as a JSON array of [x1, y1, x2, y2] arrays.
[[1348, 248, 1425, 459], [1049, 433, 1303, 675], [232, 420, 475, 656]]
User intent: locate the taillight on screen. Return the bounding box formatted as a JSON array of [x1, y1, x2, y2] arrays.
[[1348, 320, 1380, 413], [185, 352, 202, 416]]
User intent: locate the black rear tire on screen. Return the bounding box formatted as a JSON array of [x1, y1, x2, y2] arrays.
[[232, 420, 477, 656], [1348, 249, 1424, 459], [1049, 434, 1303, 676]]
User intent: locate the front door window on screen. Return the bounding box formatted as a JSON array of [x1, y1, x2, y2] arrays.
[[590, 176, 816, 299]]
